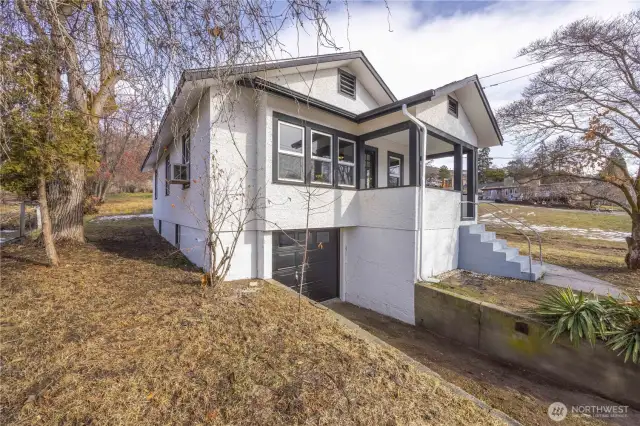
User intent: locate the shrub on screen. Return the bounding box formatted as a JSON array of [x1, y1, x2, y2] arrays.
[[536, 289, 640, 363]]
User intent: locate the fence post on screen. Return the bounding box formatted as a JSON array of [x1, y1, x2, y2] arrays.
[[19, 202, 26, 237]]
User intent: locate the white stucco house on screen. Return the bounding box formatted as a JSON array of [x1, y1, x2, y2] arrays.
[[141, 51, 539, 324]]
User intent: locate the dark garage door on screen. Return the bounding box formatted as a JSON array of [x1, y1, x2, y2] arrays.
[[272, 229, 339, 302]]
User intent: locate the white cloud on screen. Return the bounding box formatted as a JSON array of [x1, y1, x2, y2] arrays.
[[277, 1, 637, 166]]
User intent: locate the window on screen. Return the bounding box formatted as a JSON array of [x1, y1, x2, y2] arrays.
[[364, 147, 377, 189], [311, 130, 333, 184], [181, 131, 190, 189], [448, 96, 459, 118], [175, 224, 180, 248], [154, 168, 158, 199], [338, 69, 356, 99], [337, 138, 356, 187], [165, 157, 170, 196], [388, 152, 404, 187], [278, 122, 304, 182], [158, 220, 162, 235]]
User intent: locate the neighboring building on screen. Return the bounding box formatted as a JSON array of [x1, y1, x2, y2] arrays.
[[141, 51, 526, 325], [479, 177, 521, 201]]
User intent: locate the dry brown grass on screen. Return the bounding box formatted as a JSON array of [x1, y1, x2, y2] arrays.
[[0, 218, 502, 425], [94, 192, 152, 216]]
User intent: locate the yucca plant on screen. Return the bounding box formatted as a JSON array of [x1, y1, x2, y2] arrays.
[[536, 288, 606, 347], [601, 296, 640, 364]]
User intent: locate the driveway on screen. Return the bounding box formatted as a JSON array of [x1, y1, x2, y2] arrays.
[[325, 300, 640, 426]]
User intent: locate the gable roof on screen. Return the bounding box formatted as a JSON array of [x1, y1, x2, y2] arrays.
[[185, 50, 397, 104], [141, 53, 503, 171]]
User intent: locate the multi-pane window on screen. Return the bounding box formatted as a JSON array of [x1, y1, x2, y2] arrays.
[[165, 157, 170, 196], [182, 131, 190, 188], [311, 130, 333, 184], [278, 122, 305, 182], [337, 138, 356, 187]]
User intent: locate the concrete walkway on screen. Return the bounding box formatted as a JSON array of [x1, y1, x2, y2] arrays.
[[540, 263, 624, 298]]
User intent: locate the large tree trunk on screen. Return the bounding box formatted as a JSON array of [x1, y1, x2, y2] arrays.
[[625, 214, 640, 270], [38, 173, 59, 266], [47, 164, 86, 242]]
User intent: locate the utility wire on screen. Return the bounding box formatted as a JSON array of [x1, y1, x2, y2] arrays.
[[482, 70, 542, 89], [479, 56, 557, 79]]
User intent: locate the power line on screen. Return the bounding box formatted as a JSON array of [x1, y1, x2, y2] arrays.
[[479, 56, 557, 79], [482, 70, 541, 89]]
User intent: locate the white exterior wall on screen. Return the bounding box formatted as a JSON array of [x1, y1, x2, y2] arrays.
[[153, 88, 211, 265], [415, 93, 478, 147], [420, 188, 462, 277], [343, 186, 418, 325], [266, 67, 379, 114], [343, 227, 417, 324]]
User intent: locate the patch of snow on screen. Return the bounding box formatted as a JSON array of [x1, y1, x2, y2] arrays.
[[480, 217, 628, 242], [93, 213, 152, 222], [526, 212, 535, 216]]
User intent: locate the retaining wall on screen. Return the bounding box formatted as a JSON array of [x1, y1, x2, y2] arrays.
[[414, 283, 640, 409]]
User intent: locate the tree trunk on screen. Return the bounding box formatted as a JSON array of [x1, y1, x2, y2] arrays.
[[47, 163, 86, 242], [625, 214, 640, 270], [38, 173, 59, 267]]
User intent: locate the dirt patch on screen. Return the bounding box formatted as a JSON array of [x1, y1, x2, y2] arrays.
[[0, 218, 501, 425], [434, 270, 547, 314], [328, 302, 640, 426]]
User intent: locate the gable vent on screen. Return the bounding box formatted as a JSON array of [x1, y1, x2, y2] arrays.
[[448, 96, 459, 117], [338, 69, 356, 99]]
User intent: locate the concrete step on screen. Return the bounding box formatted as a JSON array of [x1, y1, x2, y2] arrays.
[[459, 223, 545, 282]]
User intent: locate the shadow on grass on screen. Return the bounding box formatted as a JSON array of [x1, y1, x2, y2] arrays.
[[85, 218, 200, 273]]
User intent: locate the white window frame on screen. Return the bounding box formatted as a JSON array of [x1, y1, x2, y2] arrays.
[[277, 121, 305, 183], [337, 137, 356, 188], [310, 130, 333, 185]]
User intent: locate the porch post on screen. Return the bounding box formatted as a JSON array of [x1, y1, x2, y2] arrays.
[[453, 144, 463, 191], [466, 148, 476, 218], [408, 122, 419, 186]]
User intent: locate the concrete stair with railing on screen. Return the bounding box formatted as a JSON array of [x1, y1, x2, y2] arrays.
[[458, 223, 544, 281]]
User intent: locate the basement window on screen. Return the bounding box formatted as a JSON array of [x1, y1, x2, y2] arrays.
[[338, 69, 356, 99], [448, 96, 459, 118]]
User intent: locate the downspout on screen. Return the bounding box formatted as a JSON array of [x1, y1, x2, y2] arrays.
[[402, 105, 439, 284]]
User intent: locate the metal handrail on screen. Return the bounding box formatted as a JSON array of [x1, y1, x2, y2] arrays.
[[461, 201, 543, 281]]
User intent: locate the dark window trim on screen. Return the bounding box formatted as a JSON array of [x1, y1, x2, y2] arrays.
[[165, 156, 170, 196], [154, 168, 158, 199], [158, 220, 162, 234], [175, 223, 180, 248], [181, 131, 191, 189], [448, 96, 459, 118], [387, 151, 404, 187], [363, 145, 378, 189], [272, 111, 359, 189], [337, 68, 357, 100]]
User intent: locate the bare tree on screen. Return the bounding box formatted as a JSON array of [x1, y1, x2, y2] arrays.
[[498, 11, 640, 269], [5, 0, 342, 243]]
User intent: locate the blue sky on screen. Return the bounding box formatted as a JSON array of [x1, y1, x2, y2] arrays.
[[277, 0, 638, 167]]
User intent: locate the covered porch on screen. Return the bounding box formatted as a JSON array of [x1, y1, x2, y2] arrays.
[[356, 119, 478, 220]]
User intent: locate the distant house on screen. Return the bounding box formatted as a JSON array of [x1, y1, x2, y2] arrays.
[[479, 177, 521, 201]]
